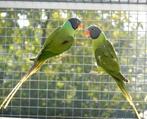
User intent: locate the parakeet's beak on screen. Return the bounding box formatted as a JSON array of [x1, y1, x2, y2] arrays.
[[84, 30, 90, 38], [77, 23, 84, 30]]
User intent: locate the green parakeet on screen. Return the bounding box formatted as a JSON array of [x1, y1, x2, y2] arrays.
[[84, 25, 140, 119], [0, 18, 83, 109]]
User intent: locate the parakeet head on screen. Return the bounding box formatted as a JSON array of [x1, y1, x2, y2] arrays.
[[68, 18, 83, 30], [84, 25, 101, 39]]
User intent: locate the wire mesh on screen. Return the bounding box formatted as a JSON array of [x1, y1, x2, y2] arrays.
[[1, 0, 147, 4], [0, 2, 147, 119]]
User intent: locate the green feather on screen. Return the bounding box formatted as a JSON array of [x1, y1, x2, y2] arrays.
[[93, 31, 141, 119], [0, 20, 76, 109]]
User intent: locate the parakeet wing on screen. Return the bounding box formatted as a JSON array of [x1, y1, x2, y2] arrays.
[[95, 40, 120, 72], [36, 35, 74, 61], [30, 27, 62, 61], [43, 27, 61, 49], [105, 40, 119, 62]]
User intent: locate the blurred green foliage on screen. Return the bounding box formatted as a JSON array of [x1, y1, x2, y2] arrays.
[[0, 9, 146, 118]]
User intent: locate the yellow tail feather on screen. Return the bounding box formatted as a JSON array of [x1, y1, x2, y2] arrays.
[[114, 79, 141, 119], [0, 61, 44, 109]]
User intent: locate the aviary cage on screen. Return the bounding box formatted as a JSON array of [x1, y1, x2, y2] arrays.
[[0, 0, 147, 119]]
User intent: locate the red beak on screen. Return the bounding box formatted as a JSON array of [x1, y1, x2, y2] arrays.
[[77, 23, 84, 30], [84, 30, 90, 37]]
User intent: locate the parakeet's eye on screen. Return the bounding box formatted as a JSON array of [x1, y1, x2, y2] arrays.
[[68, 18, 82, 30]]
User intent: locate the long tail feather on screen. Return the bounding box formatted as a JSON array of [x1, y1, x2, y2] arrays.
[[111, 74, 141, 119], [0, 60, 45, 109]]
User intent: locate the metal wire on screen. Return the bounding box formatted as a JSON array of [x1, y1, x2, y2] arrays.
[[0, 0, 147, 4], [0, 1, 147, 11], [0, 2, 147, 119]]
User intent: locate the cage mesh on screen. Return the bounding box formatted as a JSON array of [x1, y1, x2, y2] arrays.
[[0, 2, 147, 119], [2, 0, 147, 4]]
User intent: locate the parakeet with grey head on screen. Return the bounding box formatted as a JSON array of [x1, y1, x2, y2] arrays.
[[84, 25, 140, 119], [0, 18, 83, 109]]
